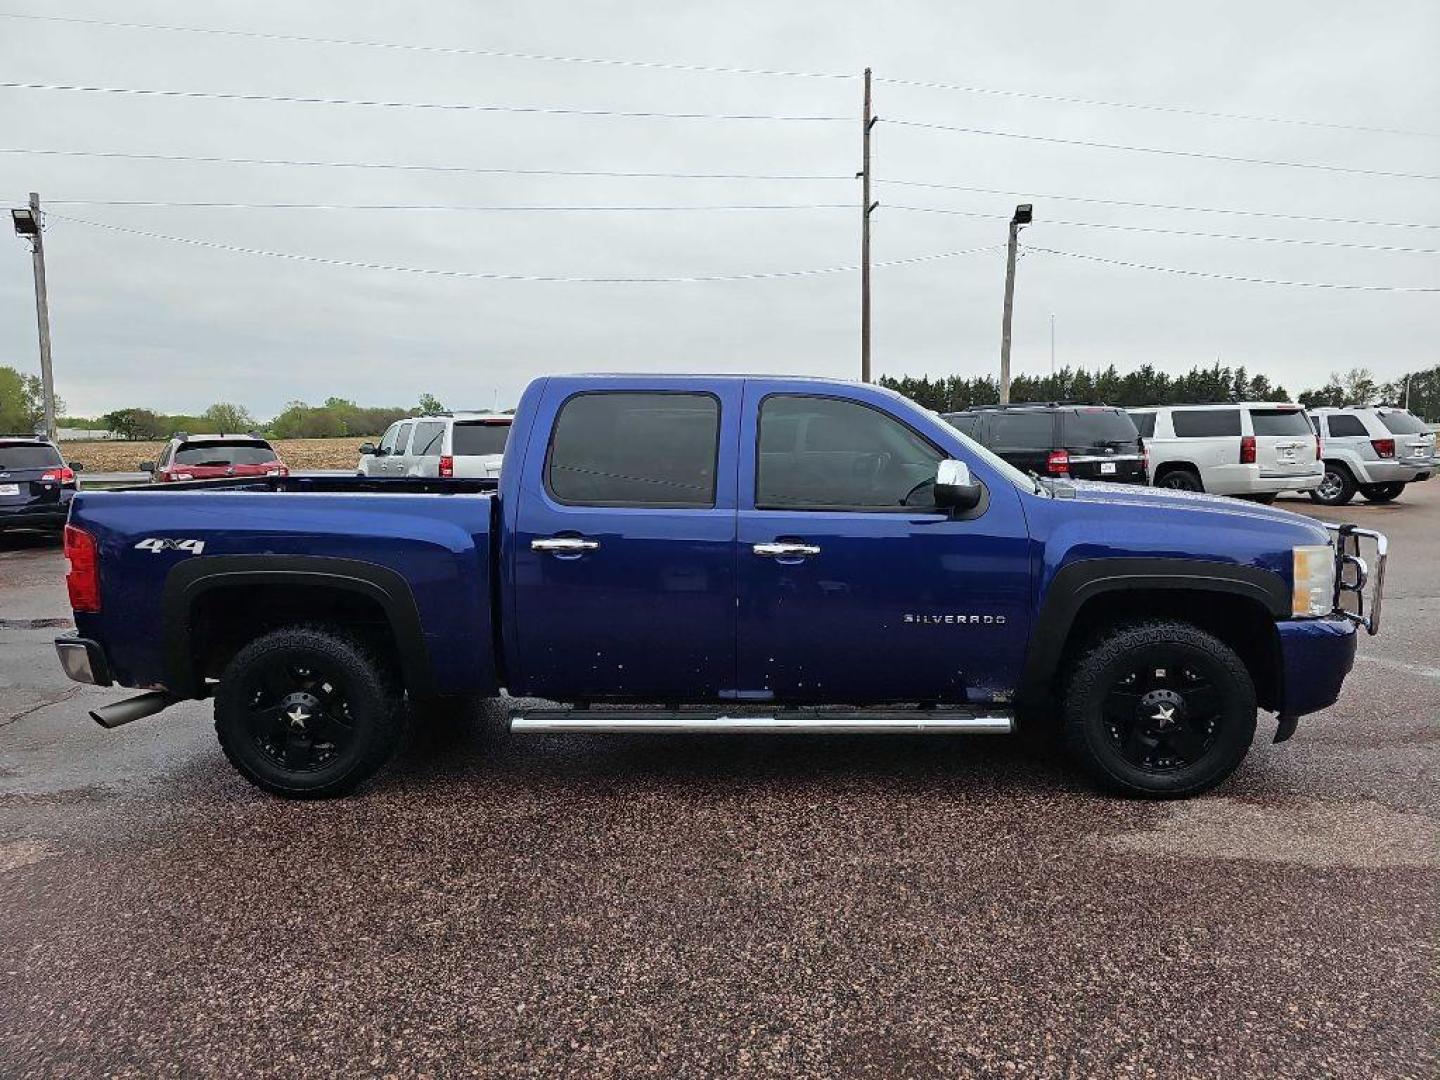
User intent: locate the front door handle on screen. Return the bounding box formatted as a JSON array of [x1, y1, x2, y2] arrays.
[[532, 537, 600, 554], [753, 542, 821, 558]]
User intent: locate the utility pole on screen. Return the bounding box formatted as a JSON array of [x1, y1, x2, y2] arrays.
[[859, 67, 877, 382], [1049, 313, 1056, 378], [10, 193, 56, 440], [998, 203, 1032, 404]]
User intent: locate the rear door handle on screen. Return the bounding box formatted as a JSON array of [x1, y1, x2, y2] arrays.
[[532, 537, 600, 554], [753, 542, 821, 558]]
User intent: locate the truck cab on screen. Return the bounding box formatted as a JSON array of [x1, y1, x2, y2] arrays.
[[55, 375, 1384, 801]]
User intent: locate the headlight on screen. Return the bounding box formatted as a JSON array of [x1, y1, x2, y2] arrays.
[[1292, 545, 1334, 617]]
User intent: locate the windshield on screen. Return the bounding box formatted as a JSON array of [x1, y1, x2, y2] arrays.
[[949, 428, 1040, 494], [1061, 409, 1139, 448], [0, 443, 62, 470], [1377, 410, 1429, 435], [173, 440, 278, 466], [452, 422, 510, 456], [1250, 408, 1313, 436]]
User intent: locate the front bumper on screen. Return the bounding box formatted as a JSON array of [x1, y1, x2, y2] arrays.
[[1323, 523, 1387, 635], [1275, 617, 1357, 719], [55, 636, 113, 686]]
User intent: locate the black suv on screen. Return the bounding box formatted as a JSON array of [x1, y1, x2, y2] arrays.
[[942, 404, 1147, 484], [0, 435, 81, 534]]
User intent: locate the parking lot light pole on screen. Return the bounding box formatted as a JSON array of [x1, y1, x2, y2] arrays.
[[998, 203, 1033, 404], [11, 192, 56, 441]]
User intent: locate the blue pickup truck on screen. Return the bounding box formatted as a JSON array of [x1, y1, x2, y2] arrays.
[[54, 375, 1386, 799]]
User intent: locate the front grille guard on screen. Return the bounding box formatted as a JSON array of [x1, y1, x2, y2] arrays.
[[1322, 523, 1387, 635]]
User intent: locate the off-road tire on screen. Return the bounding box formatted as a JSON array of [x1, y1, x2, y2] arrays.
[[1062, 620, 1257, 799], [215, 625, 407, 798], [1309, 463, 1357, 506]]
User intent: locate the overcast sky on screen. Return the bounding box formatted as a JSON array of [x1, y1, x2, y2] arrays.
[[1, 1, 1437, 419]]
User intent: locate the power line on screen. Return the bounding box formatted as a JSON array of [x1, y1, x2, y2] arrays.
[[877, 178, 1440, 230], [0, 147, 850, 181], [3, 11, 1428, 139], [42, 199, 854, 212], [1028, 246, 1440, 292], [885, 118, 1440, 182], [0, 11, 849, 81], [0, 81, 849, 121], [875, 76, 1440, 140], [49, 213, 1004, 283], [887, 206, 1440, 255]]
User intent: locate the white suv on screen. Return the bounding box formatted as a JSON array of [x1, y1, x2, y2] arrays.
[[1127, 403, 1322, 501], [358, 413, 512, 479], [1307, 406, 1436, 505]]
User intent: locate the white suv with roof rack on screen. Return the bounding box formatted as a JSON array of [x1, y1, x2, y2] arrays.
[[1306, 405, 1436, 505], [1126, 403, 1322, 502], [357, 412, 512, 479]]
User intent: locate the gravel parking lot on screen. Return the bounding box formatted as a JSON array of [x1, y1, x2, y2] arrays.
[[1, 488, 1436, 1078]]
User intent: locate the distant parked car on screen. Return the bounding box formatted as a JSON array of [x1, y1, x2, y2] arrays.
[[0, 434, 81, 533], [1306, 406, 1436, 505], [941, 403, 1147, 484], [1126, 403, 1321, 502], [142, 433, 288, 483], [358, 413, 512, 478]]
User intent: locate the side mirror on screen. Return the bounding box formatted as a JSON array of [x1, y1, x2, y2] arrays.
[[358, 442, 377, 456], [138, 460, 155, 472], [934, 459, 983, 512], [70, 461, 85, 472]]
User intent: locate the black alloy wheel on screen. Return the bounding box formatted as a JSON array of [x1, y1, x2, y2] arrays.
[[1157, 469, 1203, 492], [1102, 660, 1221, 773]]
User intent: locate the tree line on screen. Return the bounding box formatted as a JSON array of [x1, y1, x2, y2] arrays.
[[879, 363, 1438, 419]]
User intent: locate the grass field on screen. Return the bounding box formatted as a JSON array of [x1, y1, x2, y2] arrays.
[[64, 438, 368, 473]]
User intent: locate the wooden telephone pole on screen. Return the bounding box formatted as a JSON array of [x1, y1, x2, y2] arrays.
[[859, 68, 877, 382]]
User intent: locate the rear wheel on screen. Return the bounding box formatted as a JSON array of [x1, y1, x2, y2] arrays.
[[1242, 493, 1278, 504], [1309, 464, 1356, 506], [1360, 482, 1405, 503], [1155, 468, 1203, 492], [1063, 620, 1257, 798], [214, 625, 406, 798]]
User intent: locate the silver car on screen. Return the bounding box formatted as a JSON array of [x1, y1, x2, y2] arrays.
[[1308, 406, 1436, 505], [358, 413, 512, 479]]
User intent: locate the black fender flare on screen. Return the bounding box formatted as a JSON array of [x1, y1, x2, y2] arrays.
[[161, 555, 433, 698], [1018, 557, 1287, 703]]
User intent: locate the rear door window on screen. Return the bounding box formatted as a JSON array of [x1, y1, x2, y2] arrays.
[[1060, 409, 1139, 449], [410, 421, 446, 457], [393, 423, 414, 455], [547, 392, 719, 508], [452, 422, 511, 456], [1325, 414, 1368, 438], [1171, 409, 1241, 437], [1129, 411, 1156, 438], [987, 411, 1055, 450], [1377, 410, 1428, 435], [1249, 409, 1312, 436]]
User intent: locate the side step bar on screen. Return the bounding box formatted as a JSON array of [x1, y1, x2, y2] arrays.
[[509, 710, 1013, 735]]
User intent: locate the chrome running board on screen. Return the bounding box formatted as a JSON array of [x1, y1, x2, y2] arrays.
[[508, 709, 1014, 735]]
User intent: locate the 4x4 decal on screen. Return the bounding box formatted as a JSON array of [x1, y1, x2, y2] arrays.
[[135, 538, 206, 555]]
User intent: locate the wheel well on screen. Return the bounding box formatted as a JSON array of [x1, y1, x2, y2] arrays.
[[188, 584, 403, 687], [1059, 589, 1281, 712], [1322, 459, 1355, 478], [1153, 461, 1200, 479]]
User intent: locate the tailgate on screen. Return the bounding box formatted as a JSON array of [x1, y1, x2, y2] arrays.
[[1250, 408, 1317, 473]]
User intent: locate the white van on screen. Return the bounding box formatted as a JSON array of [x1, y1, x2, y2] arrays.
[[1127, 403, 1322, 501], [358, 413, 512, 479]]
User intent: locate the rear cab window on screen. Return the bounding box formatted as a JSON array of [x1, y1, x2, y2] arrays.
[[172, 440, 278, 466], [1059, 409, 1139, 449], [1171, 409, 1241, 438], [547, 392, 719, 507], [0, 442, 62, 470], [452, 422, 511, 456], [1248, 408, 1313, 437]]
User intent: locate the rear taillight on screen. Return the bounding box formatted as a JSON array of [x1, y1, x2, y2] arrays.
[[41, 466, 76, 485], [1315, 436, 1323, 460], [1240, 436, 1256, 464], [1046, 449, 1070, 475], [439, 455, 454, 478], [1140, 443, 1150, 473], [1372, 438, 1395, 458], [64, 524, 100, 613]]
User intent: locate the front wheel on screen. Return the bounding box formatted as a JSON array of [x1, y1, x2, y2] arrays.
[[214, 625, 407, 798], [1360, 482, 1405, 503], [1063, 620, 1257, 798]]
